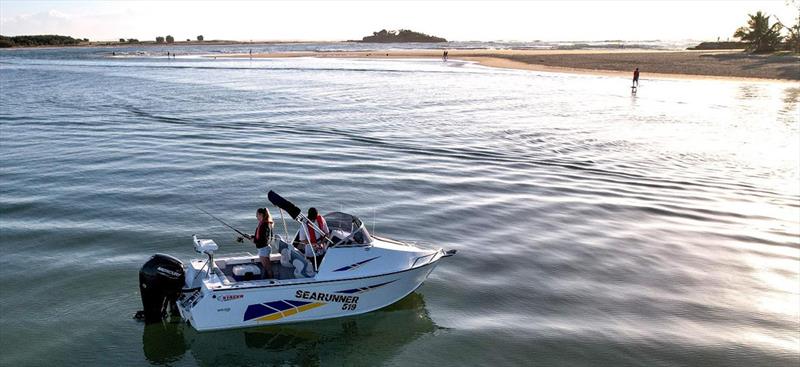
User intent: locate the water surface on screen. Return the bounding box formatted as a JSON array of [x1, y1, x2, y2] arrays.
[[1, 47, 798, 366]]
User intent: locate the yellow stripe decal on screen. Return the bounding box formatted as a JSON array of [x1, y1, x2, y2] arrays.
[[248, 301, 326, 322]]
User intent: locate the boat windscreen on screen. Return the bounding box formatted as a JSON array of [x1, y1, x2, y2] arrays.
[[323, 212, 372, 246]]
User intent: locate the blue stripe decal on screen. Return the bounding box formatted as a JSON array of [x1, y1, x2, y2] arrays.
[[244, 300, 321, 321], [265, 300, 293, 311], [243, 303, 273, 321], [333, 256, 380, 272], [336, 280, 396, 294], [284, 300, 307, 307]]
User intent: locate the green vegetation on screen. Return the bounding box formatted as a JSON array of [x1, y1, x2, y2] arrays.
[[694, 9, 799, 53], [156, 36, 165, 43], [734, 11, 784, 52], [197, 35, 204, 41], [0, 34, 85, 48], [779, 15, 800, 53], [166, 35, 174, 43], [360, 29, 446, 43]]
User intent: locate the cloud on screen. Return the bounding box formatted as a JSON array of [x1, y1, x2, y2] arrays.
[[1, 10, 77, 36], [0, 8, 141, 40]]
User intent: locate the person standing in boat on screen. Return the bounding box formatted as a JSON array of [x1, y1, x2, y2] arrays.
[[240, 207, 274, 279], [298, 207, 330, 264]]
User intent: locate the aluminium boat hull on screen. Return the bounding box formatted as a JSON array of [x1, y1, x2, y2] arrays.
[[177, 258, 441, 331]]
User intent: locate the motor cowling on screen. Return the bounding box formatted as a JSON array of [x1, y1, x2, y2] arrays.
[[138, 253, 185, 323]]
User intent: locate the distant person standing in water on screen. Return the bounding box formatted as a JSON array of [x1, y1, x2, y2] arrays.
[[249, 49, 252, 59], [632, 67, 640, 87]]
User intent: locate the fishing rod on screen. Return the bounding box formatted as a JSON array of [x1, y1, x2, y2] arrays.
[[194, 205, 251, 240]]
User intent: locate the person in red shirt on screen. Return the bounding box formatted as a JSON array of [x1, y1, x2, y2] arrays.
[[633, 67, 640, 87]]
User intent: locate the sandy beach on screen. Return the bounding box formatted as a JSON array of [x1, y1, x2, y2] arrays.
[[226, 49, 800, 81]]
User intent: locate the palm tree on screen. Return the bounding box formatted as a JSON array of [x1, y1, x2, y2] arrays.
[[734, 11, 784, 53], [777, 15, 800, 53]]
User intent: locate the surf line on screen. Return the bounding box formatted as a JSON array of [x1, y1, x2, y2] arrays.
[[295, 290, 359, 304]]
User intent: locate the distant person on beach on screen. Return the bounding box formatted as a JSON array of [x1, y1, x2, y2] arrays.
[[632, 67, 640, 87], [249, 49, 252, 59], [442, 50, 446, 61]]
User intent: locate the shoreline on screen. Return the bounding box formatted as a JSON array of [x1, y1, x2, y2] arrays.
[[222, 49, 800, 82]]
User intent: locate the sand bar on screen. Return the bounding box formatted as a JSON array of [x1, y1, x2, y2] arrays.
[[223, 49, 800, 82]]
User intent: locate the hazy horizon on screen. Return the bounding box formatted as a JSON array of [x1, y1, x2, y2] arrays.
[[1, 0, 798, 43]]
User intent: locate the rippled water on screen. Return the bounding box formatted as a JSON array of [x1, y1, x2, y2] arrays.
[[1, 48, 798, 366]]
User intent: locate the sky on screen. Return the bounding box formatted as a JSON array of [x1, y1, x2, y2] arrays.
[[0, 1, 798, 42]]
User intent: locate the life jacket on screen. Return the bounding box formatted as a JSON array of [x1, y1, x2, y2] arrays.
[[306, 216, 326, 244], [254, 220, 271, 248]]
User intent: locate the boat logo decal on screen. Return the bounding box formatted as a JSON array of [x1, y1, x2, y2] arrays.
[[333, 256, 380, 272], [295, 290, 360, 304], [156, 267, 181, 279], [244, 300, 326, 322], [336, 280, 397, 294], [219, 294, 243, 302]]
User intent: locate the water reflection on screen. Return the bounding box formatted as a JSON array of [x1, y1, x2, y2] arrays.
[[780, 87, 800, 124], [142, 293, 437, 366], [142, 322, 188, 365], [737, 84, 762, 99]]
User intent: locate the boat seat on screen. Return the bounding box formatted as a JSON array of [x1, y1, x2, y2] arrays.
[[277, 239, 316, 278]]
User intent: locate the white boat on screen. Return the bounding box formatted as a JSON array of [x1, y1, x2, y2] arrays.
[[137, 191, 456, 332]]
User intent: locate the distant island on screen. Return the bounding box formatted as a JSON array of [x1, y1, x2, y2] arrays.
[[358, 29, 446, 43]]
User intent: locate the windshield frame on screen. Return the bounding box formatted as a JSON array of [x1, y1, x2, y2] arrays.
[[323, 212, 373, 247]]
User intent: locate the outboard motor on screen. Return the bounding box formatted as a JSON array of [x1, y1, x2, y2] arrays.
[[138, 254, 185, 323]]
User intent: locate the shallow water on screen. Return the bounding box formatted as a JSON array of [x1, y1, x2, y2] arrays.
[[0, 47, 798, 366]]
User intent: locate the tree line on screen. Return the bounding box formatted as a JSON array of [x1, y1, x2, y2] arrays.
[[361, 29, 447, 43], [155, 35, 204, 43], [0, 34, 207, 48], [0, 35, 88, 48], [735, 11, 800, 53]]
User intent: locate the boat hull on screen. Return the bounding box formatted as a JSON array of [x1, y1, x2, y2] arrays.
[[178, 259, 440, 331]]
